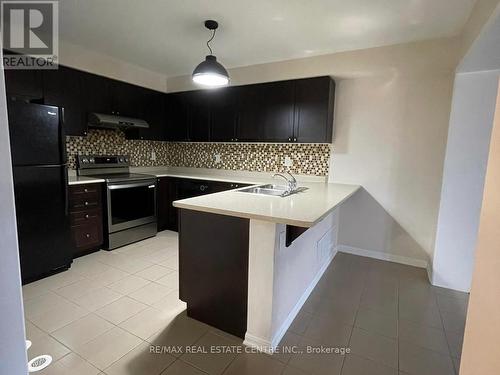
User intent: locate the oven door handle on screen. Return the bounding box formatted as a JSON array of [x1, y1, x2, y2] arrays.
[[108, 181, 156, 190]]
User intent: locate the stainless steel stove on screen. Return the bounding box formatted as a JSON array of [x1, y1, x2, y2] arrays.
[[77, 155, 157, 250]]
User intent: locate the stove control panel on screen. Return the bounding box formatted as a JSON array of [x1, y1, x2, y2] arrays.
[[77, 155, 130, 169]]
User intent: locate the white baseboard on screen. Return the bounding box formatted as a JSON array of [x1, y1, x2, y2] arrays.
[[336, 245, 428, 269], [244, 247, 337, 353], [243, 333, 275, 353]]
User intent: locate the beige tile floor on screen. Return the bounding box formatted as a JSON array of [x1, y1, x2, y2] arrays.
[[23, 231, 468, 375]]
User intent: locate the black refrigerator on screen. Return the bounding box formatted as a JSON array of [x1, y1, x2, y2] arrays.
[[7, 99, 72, 284]]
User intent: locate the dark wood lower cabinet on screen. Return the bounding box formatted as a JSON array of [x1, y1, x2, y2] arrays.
[[179, 209, 249, 338], [68, 183, 104, 257], [157, 177, 251, 232]]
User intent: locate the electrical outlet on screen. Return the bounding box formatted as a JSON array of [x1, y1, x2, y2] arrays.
[[214, 154, 221, 164], [150, 150, 156, 161], [283, 156, 293, 167]]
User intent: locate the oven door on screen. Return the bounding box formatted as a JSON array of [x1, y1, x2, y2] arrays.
[[107, 179, 157, 233]]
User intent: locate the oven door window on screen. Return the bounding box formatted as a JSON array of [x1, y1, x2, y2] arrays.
[[109, 183, 155, 226]]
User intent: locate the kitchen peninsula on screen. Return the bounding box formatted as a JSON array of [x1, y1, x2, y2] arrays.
[[173, 181, 360, 351]]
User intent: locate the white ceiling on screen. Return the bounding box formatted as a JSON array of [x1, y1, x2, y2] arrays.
[[59, 0, 477, 77]]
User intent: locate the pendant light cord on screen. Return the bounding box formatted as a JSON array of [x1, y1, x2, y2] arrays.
[[206, 29, 216, 55]]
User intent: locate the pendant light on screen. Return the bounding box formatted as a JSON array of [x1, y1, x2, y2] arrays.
[[192, 20, 230, 87]]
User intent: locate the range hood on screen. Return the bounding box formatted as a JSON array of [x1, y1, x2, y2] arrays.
[[88, 112, 149, 130]]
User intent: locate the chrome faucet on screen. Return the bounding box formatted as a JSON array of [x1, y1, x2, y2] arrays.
[[273, 172, 297, 193]]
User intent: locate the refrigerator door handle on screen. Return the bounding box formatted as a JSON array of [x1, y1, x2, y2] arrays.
[[60, 107, 68, 164], [63, 165, 69, 216]]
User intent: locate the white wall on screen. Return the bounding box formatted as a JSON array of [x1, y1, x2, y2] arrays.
[[432, 70, 500, 291], [337, 189, 428, 267], [58, 40, 168, 92], [330, 70, 455, 264], [431, 3, 500, 292], [0, 57, 28, 373]]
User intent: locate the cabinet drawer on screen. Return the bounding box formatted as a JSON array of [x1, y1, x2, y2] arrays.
[[69, 184, 101, 199], [69, 196, 101, 211], [72, 219, 102, 249], [70, 208, 102, 226]]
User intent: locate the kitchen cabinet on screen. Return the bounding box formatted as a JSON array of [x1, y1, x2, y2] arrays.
[[237, 80, 295, 142], [139, 90, 167, 140], [179, 209, 249, 338], [187, 91, 211, 142], [293, 76, 335, 143], [4, 69, 43, 100], [166, 93, 190, 141], [166, 91, 210, 142], [236, 84, 264, 141], [157, 177, 173, 231], [156, 177, 250, 232], [81, 71, 168, 141], [81, 72, 112, 115], [110, 80, 147, 118], [68, 183, 104, 257], [7, 60, 334, 143], [43, 66, 87, 136], [125, 89, 167, 141], [210, 87, 240, 142]]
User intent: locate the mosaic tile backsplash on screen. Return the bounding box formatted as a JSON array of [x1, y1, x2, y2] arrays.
[[66, 129, 331, 176]]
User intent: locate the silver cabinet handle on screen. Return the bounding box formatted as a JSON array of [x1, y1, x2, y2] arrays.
[[84, 214, 89, 219], [85, 233, 91, 238]]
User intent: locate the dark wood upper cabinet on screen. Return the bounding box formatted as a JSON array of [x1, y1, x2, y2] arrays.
[[293, 76, 335, 143], [42, 66, 87, 136], [261, 80, 295, 142], [110, 80, 147, 118], [138, 89, 167, 140], [187, 91, 211, 142], [4, 69, 43, 100], [237, 81, 295, 142], [210, 87, 239, 142], [6, 61, 334, 143], [81, 72, 112, 115], [166, 92, 190, 142], [237, 84, 265, 141]]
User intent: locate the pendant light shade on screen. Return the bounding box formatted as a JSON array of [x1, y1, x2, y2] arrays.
[[192, 20, 229, 87], [192, 55, 229, 87]]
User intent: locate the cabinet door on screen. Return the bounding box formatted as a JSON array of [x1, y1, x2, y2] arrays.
[[293, 76, 335, 143], [261, 80, 295, 142], [237, 81, 295, 142], [4, 69, 43, 100], [166, 93, 190, 141], [168, 178, 180, 231], [111, 80, 147, 118], [141, 90, 167, 140], [237, 85, 265, 141], [156, 177, 170, 231], [187, 91, 210, 142], [81, 72, 112, 115], [43, 66, 87, 136], [210, 87, 238, 142]]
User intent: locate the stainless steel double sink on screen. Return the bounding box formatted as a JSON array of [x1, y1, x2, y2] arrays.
[[238, 184, 308, 197]]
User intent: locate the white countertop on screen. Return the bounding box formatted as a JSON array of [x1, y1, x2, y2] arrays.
[[68, 175, 105, 185], [68, 167, 327, 186], [173, 182, 361, 228], [130, 166, 328, 185]]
